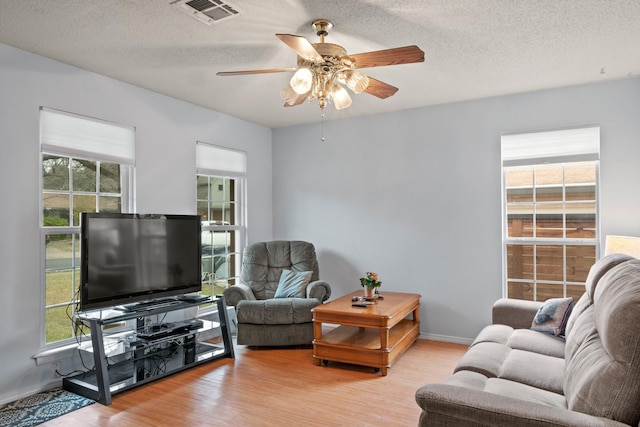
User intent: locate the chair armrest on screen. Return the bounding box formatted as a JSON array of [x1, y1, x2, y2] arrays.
[[415, 384, 628, 427], [492, 298, 543, 329], [223, 283, 256, 307], [307, 280, 331, 302]]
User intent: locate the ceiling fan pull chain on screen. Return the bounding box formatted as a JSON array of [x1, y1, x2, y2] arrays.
[[320, 112, 326, 142]]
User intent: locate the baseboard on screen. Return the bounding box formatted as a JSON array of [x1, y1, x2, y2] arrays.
[[418, 332, 473, 346]]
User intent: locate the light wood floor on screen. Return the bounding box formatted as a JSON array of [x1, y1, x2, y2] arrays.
[[43, 339, 467, 427]]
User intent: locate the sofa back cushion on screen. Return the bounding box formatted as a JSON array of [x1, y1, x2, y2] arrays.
[[563, 260, 640, 425], [564, 253, 632, 337], [241, 241, 319, 300]]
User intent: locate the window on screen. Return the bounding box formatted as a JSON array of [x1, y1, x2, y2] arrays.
[[40, 108, 134, 345], [502, 126, 599, 301], [196, 143, 246, 298]]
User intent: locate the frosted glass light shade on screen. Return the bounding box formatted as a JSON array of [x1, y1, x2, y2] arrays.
[[340, 70, 369, 94], [290, 68, 313, 94], [331, 84, 352, 110]]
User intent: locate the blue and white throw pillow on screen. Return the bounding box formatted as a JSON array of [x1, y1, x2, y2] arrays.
[[274, 269, 313, 298], [531, 297, 574, 336]]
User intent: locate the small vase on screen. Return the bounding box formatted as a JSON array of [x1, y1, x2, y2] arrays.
[[363, 286, 376, 298]]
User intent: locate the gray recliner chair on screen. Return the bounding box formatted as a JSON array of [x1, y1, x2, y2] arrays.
[[223, 240, 331, 346]]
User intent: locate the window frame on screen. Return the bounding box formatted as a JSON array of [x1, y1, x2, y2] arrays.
[[501, 126, 600, 301], [39, 108, 135, 348], [195, 143, 247, 308]]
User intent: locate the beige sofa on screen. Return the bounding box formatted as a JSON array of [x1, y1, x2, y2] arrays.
[[416, 253, 640, 426]]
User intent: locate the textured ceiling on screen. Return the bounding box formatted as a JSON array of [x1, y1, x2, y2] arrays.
[[1, 0, 639, 128]]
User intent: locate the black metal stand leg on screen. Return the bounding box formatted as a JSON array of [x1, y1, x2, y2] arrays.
[[89, 318, 112, 405], [217, 296, 235, 359]]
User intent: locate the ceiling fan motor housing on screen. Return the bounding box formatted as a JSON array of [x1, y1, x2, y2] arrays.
[[298, 43, 351, 75]]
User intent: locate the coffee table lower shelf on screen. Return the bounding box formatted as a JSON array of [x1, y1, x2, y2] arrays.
[[312, 319, 419, 375]]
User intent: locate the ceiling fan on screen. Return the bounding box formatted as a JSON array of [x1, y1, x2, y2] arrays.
[[217, 19, 425, 111]]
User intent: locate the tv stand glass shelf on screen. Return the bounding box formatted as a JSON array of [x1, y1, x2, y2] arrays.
[[63, 296, 234, 405]]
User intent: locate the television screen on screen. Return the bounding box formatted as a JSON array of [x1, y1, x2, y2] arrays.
[[80, 213, 202, 311]]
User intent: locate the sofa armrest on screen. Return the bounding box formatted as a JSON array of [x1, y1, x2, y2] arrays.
[[222, 283, 256, 307], [415, 384, 628, 427], [307, 280, 331, 302], [492, 298, 543, 329]]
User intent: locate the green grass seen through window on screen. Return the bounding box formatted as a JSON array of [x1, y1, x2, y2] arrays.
[[45, 270, 76, 343]]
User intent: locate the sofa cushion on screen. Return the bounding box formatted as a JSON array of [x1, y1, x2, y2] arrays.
[[240, 241, 320, 299], [471, 324, 513, 346], [445, 371, 567, 409], [459, 325, 566, 383], [583, 253, 633, 301], [274, 269, 312, 298], [530, 297, 574, 336], [564, 304, 596, 363], [484, 378, 567, 409], [564, 253, 632, 337], [563, 292, 590, 339], [445, 370, 488, 391], [564, 260, 640, 425], [505, 329, 565, 359], [236, 298, 321, 325], [499, 349, 564, 394], [472, 324, 565, 358], [454, 341, 511, 378]]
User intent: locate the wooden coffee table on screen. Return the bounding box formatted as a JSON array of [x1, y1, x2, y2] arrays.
[[311, 291, 421, 375]]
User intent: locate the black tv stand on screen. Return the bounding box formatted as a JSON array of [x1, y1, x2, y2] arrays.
[[63, 296, 234, 405]]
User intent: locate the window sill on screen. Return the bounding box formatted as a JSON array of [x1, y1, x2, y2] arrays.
[[33, 342, 80, 366]]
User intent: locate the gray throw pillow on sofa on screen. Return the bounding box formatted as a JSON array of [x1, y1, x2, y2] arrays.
[[274, 269, 313, 298], [531, 297, 574, 336]]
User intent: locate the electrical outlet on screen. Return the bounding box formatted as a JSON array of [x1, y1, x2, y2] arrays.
[[51, 362, 61, 378]]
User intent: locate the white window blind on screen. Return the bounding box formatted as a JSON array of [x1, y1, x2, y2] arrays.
[[196, 142, 246, 176], [501, 126, 600, 167], [40, 107, 135, 165]]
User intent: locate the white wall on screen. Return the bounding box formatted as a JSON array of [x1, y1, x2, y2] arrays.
[[272, 77, 640, 343], [0, 43, 273, 403]]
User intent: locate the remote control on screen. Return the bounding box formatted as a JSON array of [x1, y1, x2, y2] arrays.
[[352, 301, 375, 307]]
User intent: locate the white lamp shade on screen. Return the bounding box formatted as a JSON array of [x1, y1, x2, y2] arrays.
[[339, 70, 369, 94], [331, 84, 352, 110], [604, 235, 640, 259]]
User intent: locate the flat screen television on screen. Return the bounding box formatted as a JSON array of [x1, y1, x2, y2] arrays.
[[80, 212, 202, 311]]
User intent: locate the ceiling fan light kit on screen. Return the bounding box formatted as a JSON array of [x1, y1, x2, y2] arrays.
[[217, 19, 425, 112]]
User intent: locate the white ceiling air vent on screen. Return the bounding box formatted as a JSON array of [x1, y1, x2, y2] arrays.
[[171, 0, 240, 25]]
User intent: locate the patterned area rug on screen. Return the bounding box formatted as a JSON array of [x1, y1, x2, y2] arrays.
[[0, 388, 94, 427]]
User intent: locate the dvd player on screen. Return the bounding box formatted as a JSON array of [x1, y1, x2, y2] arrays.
[[137, 319, 204, 340]]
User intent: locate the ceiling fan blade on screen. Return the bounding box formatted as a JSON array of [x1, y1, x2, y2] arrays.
[[349, 45, 425, 69], [217, 68, 295, 76], [275, 34, 324, 62], [363, 77, 399, 99], [284, 93, 308, 108]]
